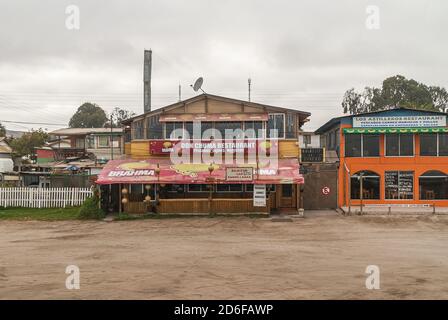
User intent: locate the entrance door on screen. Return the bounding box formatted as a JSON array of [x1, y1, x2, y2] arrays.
[[280, 184, 296, 208]]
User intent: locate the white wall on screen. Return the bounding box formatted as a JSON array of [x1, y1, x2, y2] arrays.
[[298, 134, 320, 148]]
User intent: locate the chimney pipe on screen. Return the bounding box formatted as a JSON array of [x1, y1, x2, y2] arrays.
[[143, 49, 152, 113]]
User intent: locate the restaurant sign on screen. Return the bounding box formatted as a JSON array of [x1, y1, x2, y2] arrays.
[[253, 184, 266, 207], [353, 115, 447, 128], [150, 140, 273, 155], [225, 167, 253, 182]]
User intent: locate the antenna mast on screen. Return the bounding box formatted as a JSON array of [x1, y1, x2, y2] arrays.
[[248, 78, 252, 102]]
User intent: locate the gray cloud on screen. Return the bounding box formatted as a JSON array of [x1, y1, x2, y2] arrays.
[[0, 0, 447, 131]]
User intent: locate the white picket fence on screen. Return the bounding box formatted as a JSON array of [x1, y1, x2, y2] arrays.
[[0, 187, 93, 208]]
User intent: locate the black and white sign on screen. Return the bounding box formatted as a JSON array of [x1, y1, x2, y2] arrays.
[[301, 148, 324, 163], [253, 184, 266, 207], [353, 115, 446, 128]]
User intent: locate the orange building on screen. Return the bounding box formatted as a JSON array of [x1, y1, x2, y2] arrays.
[[316, 108, 448, 209]]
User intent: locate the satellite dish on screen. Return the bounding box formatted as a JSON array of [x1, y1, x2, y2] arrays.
[[191, 77, 205, 93]]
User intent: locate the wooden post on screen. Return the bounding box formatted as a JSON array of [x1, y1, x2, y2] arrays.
[[119, 183, 122, 213], [360, 175, 364, 215], [296, 183, 300, 211]]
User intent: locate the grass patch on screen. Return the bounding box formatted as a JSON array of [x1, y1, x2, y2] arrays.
[[0, 207, 81, 221]]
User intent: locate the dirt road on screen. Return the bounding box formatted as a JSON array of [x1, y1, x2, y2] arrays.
[[1, 214, 448, 299]]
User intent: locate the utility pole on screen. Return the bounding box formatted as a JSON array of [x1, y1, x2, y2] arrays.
[[110, 114, 114, 160], [144, 49, 152, 113], [248, 78, 251, 102], [178, 84, 182, 102]]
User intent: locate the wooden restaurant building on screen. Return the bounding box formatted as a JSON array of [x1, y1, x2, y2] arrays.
[[96, 94, 310, 215], [316, 107, 448, 209]]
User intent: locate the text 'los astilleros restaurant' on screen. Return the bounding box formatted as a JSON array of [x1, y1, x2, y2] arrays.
[[96, 94, 310, 215]]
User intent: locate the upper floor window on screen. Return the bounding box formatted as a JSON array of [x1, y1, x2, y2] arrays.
[[345, 134, 379, 157], [164, 122, 183, 140], [420, 133, 448, 156], [146, 115, 163, 139], [285, 114, 295, 138], [244, 121, 264, 139], [132, 120, 144, 139], [385, 134, 414, 157], [267, 114, 285, 138]]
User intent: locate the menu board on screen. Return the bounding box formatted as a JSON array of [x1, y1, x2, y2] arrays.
[[385, 171, 413, 199], [301, 148, 324, 163], [253, 184, 267, 207], [398, 171, 414, 198]]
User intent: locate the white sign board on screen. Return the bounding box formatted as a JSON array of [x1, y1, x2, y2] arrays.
[[226, 167, 253, 182], [353, 115, 447, 128], [253, 184, 266, 207]]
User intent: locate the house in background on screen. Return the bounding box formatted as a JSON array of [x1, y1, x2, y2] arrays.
[[48, 128, 124, 161], [298, 131, 320, 148], [0, 137, 16, 185]]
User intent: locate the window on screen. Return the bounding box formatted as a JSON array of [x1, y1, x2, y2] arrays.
[[362, 135, 380, 157], [214, 122, 243, 139], [75, 138, 85, 148], [86, 135, 95, 148], [385, 134, 414, 156], [281, 184, 293, 197], [244, 121, 264, 139], [345, 134, 361, 157], [98, 136, 110, 148], [303, 135, 312, 146], [245, 185, 275, 192], [385, 171, 414, 200], [345, 134, 379, 157], [216, 184, 243, 192], [224, 122, 244, 139], [419, 171, 448, 200], [267, 114, 285, 138], [132, 120, 144, 139], [166, 184, 185, 193], [124, 129, 131, 143], [147, 115, 163, 139], [188, 184, 210, 192], [285, 114, 295, 138], [200, 122, 213, 139], [350, 171, 380, 200], [420, 133, 448, 156], [164, 122, 183, 139]]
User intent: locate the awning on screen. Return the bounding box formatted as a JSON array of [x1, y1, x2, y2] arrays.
[[159, 113, 268, 122], [343, 127, 448, 134], [96, 158, 304, 185]]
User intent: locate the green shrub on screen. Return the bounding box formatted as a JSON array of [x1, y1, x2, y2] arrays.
[[78, 195, 105, 220]]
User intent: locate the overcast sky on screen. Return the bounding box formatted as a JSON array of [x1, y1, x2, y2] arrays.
[[0, 0, 447, 132]]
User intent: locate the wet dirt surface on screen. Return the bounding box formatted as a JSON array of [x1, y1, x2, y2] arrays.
[[1, 214, 448, 299]]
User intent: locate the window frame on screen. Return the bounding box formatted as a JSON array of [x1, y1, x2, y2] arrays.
[[267, 113, 286, 139], [384, 133, 415, 157], [384, 171, 415, 200], [420, 133, 448, 157], [97, 135, 110, 148], [344, 134, 380, 158], [216, 184, 244, 192]]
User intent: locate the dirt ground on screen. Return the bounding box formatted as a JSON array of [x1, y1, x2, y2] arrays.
[[1, 212, 448, 299]]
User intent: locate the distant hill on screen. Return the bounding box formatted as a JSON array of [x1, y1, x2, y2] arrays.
[[5, 129, 25, 138]]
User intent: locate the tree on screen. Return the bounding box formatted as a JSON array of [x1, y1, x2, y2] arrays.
[[9, 129, 49, 157], [107, 107, 136, 127], [342, 75, 447, 114], [0, 122, 5, 137], [69, 102, 108, 128]]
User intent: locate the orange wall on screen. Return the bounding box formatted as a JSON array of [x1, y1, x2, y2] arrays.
[[338, 124, 448, 207]]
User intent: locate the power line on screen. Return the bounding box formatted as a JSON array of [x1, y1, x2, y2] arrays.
[[0, 119, 67, 126]]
